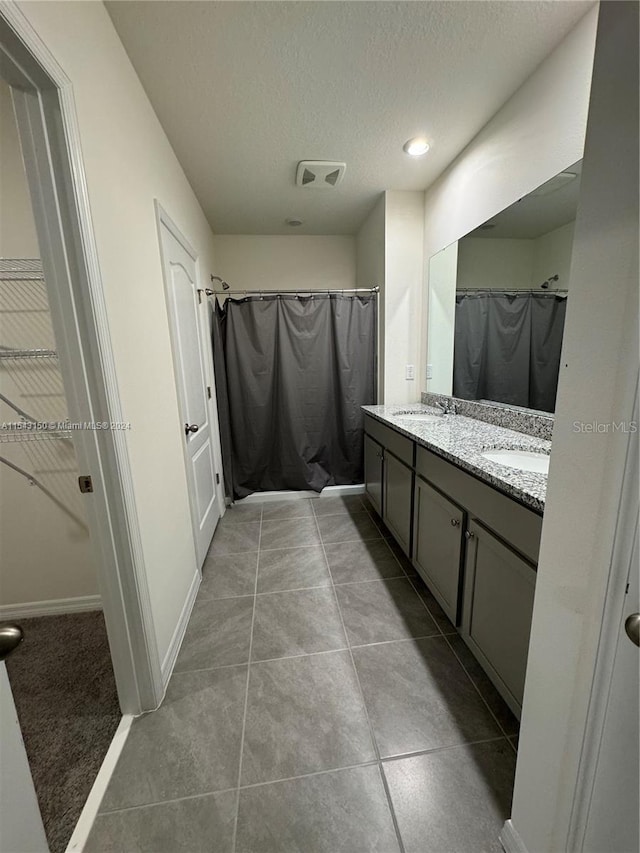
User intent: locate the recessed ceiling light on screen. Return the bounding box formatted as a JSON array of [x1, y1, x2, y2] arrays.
[[285, 217, 303, 227], [403, 137, 430, 157]]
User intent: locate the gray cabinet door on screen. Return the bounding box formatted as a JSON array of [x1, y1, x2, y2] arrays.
[[413, 477, 464, 625], [383, 452, 413, 556], [364, 433, 383, 516], [461, 520, 536, 715]]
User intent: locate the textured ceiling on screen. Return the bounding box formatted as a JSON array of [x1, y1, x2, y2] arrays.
[[469, 160, 583, 240], [106, 1, 593, 236]]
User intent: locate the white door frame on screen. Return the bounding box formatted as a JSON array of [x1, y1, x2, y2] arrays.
[[566, 380, 639, 849], [0, 3, 163, 713]]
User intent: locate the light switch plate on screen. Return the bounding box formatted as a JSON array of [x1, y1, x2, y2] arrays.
[[426, 364, 433, 379], [405, 364, 415, 380]]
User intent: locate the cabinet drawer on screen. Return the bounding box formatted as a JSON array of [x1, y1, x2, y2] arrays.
[[364, 414, 414, 467], [416, 446, 542, 564]]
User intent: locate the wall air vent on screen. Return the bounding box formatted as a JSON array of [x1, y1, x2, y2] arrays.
[[295, 161, 346, 189]]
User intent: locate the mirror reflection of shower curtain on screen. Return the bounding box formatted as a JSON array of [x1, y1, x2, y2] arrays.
[[212, 293, 376, 499], [453, 292, 567, 412]]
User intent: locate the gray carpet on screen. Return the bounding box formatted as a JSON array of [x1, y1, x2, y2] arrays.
[[5, 611, 121, 853]]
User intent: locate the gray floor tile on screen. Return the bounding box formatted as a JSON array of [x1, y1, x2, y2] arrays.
[[386, 536, 417, 574], [208, 522, 261, 557], [262, 499, 315, 521], [100, 667, 247, 810], [316, 511, 382, 544], [175, 597, 253, 671], [352, 637, 502, 757], [311, 495, 367, 517], [383, 740, 516, 853], [251, 588, 347, 661], [445, 634, 520, 736], [365, 507, 395, 540], [241, 651, 376, 785], [86, 790, 237, 853], [218, 503, 263, 525], [257, 546, 331, 592], [325, 539, 405, 584], [409, 574, 456, 634], [199, 552, 258, 600], [260, 517, 321, 550], [236, 766, 400, 853], [335, 578, 439, 645]]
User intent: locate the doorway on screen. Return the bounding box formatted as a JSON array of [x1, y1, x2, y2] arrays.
[[0, 5, 164, 851]]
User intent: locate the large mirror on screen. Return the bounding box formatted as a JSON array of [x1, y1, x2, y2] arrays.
[[426, 161, 581, 413]]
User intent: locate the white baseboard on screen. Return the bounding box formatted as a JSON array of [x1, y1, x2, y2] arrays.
[[0, 595, 102, 620], [160, 569, 200, 685], [238, 484, 366, 504], [65, 713, 133, 852], [500, 820, 530, 853]]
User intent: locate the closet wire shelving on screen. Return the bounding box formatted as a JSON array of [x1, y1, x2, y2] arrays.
[[0, 258, 86, 526]]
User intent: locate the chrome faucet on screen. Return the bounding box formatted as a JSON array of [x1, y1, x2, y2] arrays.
[[435, 399, 457, 415]]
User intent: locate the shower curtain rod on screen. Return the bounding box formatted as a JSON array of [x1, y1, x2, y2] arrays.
[[457, 288, 568, 294], [203, 286, 379, 297]]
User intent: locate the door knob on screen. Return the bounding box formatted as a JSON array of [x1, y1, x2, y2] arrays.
[[450, 518, 460, 527], [184, 423, 200, 437], [625, 613, 640, 648], [0, 624, 24, 661], [465, 530, 475, 540]]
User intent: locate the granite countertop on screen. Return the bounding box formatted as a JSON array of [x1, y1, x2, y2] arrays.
[[362, 404, 551, 513]]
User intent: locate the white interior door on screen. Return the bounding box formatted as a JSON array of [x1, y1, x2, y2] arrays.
[[157, 207, 221, 567], [582, 525, 640, 853], [0, 662, 48, 853]]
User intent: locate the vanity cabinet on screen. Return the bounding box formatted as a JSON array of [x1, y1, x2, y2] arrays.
[[413, 478, 465, 625], [461, 520, 536, 709], [364, 434, 383, 516], [363, 412, 543, 718]]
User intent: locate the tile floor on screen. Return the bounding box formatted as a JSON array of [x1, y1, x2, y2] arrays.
[[87, 494, 518, 853]]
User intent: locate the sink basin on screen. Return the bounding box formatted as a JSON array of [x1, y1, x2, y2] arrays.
[[481, 449, 550, 474], [395, 411, 443, 423]]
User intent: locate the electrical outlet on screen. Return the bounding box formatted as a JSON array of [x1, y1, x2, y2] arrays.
[[405, 364, 415, 380], [426, 364, 433, 380]]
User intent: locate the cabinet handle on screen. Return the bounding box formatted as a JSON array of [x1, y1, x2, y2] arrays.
[[450, 518, 460, 527], [465, 530, 475, 540]]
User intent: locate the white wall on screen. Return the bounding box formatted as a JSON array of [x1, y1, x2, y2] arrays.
[[212, 235, 356, 293], [457, 222, 575, 292], [457, 237, 534, 290], [532, 220, 575, 289], [0, 81, 38, 256], [0, 79, 97, 608], [421, 6, 598, 392], [356, 191, 425, 404], [383, 191, 425, 405], [510, 2, 639, 848], [426, 241, 458, 395], [15, 1, 224, 668], [356, 195, 385, 398]]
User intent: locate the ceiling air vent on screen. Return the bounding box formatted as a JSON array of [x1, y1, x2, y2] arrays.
[[295, 161, 346, 189]]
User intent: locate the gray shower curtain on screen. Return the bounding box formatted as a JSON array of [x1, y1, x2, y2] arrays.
[[453, 291, 567, 411], [212, 292, 376, 499]]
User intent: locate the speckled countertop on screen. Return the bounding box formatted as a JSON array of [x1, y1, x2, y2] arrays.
[[362, 404, 551, 513]]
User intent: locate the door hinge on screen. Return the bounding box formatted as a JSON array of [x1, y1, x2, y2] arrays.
[[216, 473, 220, 485], [78, 475, 93, 494], [207, 385, 212, 399]]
